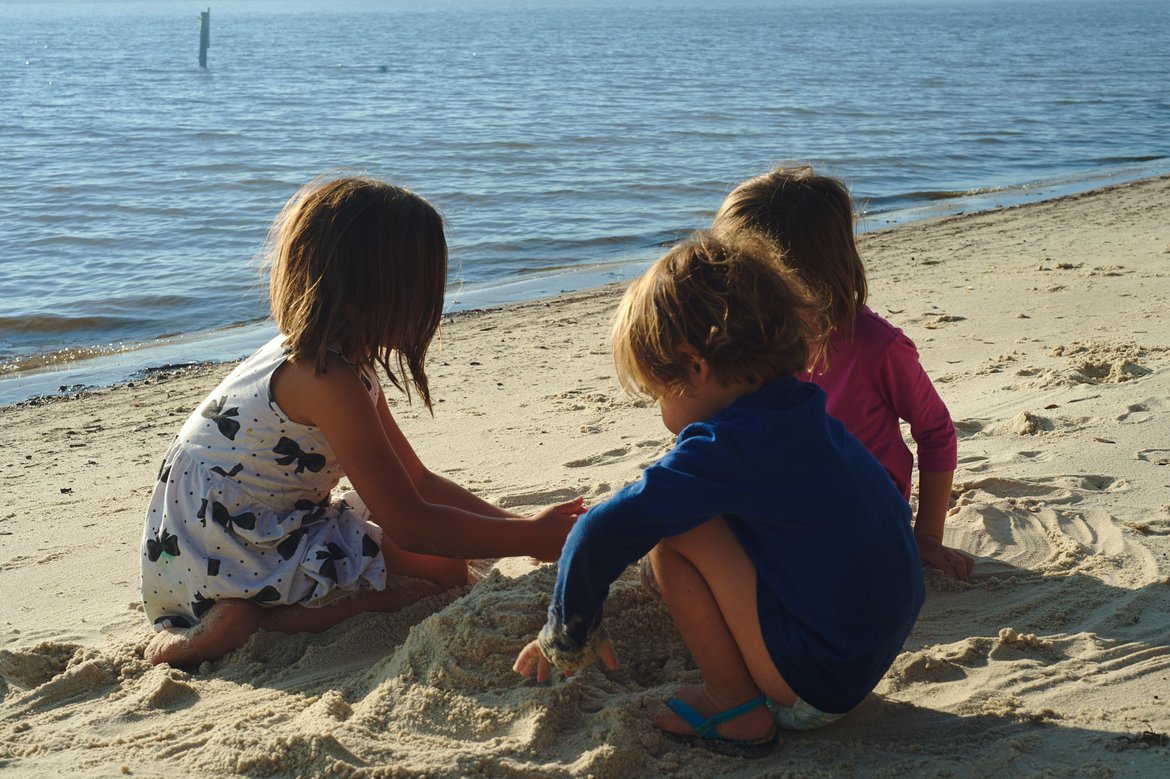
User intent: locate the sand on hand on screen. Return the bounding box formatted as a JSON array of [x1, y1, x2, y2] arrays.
[[2, 177, 1169, 777]]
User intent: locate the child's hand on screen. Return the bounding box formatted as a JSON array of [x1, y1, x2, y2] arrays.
[[513, 639, 555, 682], [526, 497, 585, 562], [513, 636, 619, 682], [919, 538, 975, 581]]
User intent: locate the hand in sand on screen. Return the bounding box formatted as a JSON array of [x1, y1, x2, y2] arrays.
[[919, 538, 975, 581], [513, 637, 619, 683], [526, 496, 585, 562]]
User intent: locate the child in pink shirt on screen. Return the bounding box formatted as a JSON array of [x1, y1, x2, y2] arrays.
[[714, 166, 973, 580]]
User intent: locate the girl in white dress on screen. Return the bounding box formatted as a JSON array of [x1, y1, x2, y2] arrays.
[[142, 174, 583, 666]]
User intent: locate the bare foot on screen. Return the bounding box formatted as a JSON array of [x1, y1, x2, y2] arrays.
[[144, 600, 260, 667], [653, 683, 775, 742]]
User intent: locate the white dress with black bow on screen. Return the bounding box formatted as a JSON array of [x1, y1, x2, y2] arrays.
[[140, 335, 387, 630]]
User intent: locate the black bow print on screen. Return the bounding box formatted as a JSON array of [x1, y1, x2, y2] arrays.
[[191, 592, 215, 619], [277, 527, 309, 561], [209, 500, 256, 533], [315, 543, 347, 583], [273, 437, 326, 474], [154, 614, 194, 630], [293, 498, 329, 524], [362, 533, 379, 558], [158, 435, 178, 482], [202, 396, 241, 441], [146, 528, 181, 561], [210, 463, 244, 478], [250, 585, 281, 604]]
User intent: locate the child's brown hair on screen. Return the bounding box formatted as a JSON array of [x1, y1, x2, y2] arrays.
[[713, 166, 867, 334], [266, 174, 447, 409], [611, 231, 825, 399]]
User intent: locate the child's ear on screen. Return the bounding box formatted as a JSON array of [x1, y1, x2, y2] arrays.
[[676, 344, 710, 383]]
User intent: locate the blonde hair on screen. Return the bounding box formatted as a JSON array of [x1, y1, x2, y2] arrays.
[[265, 174, 447, 409], [611, 231, 826, 399], [713, 165, 867, 334]]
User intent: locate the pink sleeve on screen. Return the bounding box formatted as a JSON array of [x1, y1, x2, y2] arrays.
[[879, 333, 957, 473]]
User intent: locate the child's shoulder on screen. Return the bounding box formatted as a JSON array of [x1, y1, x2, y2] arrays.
[[853, 306, 904, 340], [828, 306, 898, 353]]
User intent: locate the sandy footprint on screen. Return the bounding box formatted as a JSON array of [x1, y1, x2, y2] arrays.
[[953, 418, 984, 438], [1118, 396, 1168, 423], [494, 487, 582, 508], [957, 453, 991, 473], [1136, 448, 1170, 466], [563, 446, 632, 468], [0, 642, 82, 690], [4, 651, 121, 718]]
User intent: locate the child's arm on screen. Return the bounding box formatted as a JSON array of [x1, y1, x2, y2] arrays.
[[882, 334, 971, 580], [914, 469, 973, 581], [274, 354, 578, 561], [374, 391, 519, 519], [515, 430, 741, 677]]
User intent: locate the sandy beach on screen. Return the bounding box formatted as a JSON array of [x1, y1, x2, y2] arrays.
[[2, 176, 1169, 777]]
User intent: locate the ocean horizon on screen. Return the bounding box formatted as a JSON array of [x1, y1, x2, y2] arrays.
[[3, 0, 1168, 405]]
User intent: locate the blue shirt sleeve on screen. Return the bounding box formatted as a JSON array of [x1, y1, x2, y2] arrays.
[[539, 424, 742, 669]]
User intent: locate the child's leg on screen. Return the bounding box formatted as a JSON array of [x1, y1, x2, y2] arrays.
[[258, 537, 468, 634], [144, 600, 263, 667], [376, 531, 470, 591], [649, 516, 795, 741], [145, 537, 469, 667]]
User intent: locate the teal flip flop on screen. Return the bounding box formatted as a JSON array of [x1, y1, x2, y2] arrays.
[[663, 693, 778, 756]]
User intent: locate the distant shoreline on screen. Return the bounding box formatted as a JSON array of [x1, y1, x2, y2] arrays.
[[3, 166, 1168, 408]]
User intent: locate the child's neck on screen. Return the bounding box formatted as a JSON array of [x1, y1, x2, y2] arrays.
[[678, 375, 764, 430], [707, 376, 765, 412]]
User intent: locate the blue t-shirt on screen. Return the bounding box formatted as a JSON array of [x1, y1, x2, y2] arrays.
[[542, 375, 924, 713]]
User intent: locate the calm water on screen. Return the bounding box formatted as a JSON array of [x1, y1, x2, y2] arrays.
[[2, 0, 1168, 404]]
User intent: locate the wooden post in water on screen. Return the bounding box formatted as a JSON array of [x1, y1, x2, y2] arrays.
[[199, 9, 211, 68]]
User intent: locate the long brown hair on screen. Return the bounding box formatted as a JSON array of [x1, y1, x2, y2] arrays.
[[265, 174, 447, 409], [611, 231, 827, 399], [713, 166, 867, 335]]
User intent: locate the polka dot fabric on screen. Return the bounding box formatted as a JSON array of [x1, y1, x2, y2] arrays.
[[140, 335, 387, 629]]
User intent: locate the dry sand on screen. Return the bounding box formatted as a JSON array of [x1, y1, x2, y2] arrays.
[[2, 176, 1169, 778]]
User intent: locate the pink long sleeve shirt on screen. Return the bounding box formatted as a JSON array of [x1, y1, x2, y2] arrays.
[[798, 306, 957, 499]]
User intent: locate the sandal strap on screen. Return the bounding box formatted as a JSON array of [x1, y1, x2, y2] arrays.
[[666, 694, 769, 740]]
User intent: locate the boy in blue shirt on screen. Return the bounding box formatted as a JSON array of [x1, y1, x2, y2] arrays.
[[514, 232, 924, 749]]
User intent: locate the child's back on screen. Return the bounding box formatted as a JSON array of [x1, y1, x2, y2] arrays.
[[143, 336, 384, 629], [714, 166, 971, 581], [798, 305, 955, 499], [517, 233, 924, 745], [557, 372, 922, 712]]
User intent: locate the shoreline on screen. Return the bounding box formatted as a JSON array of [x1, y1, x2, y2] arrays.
[[3, 164, 1168, 408], [2, 173, 1169, 776]]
